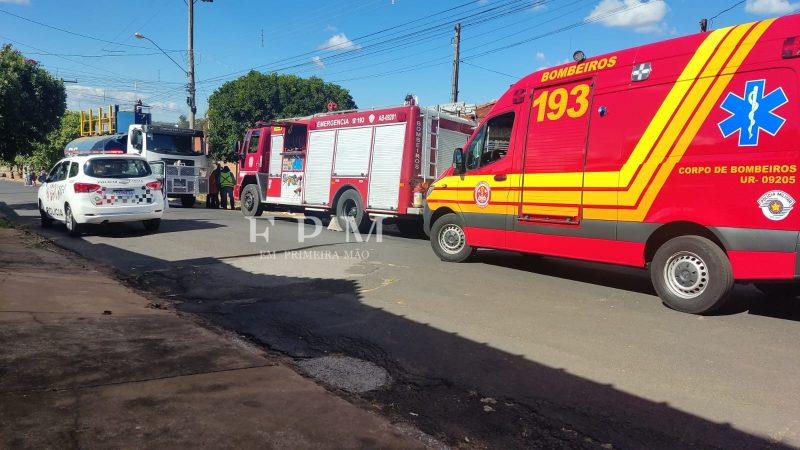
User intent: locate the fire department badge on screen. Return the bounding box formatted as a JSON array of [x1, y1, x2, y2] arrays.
[[758, 190, 795, 221], [474, 182, 491, 208]]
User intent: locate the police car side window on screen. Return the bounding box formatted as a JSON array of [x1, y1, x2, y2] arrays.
[[68, 162, 79, 178], [47, 162, 64, 182], [466, 112, 515, 170]]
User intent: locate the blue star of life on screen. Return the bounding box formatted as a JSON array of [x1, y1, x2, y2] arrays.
[[718, 79, 788, 147]]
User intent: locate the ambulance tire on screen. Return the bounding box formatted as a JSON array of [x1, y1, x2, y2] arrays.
[[650, 235, 733, 315], [335, 190, 371, 234], [430, 213, 475, 263], [180, 196, 196, 208], [39, 201, 53, 228], [64, 204, 83, 238], [241, 184, 263, 217]]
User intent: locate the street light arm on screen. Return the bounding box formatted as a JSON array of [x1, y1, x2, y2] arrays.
[[134, 33, 188, 75]]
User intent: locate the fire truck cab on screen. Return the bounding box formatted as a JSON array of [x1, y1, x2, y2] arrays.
[[425, 15, 800, 314], [235, 104, 474, 232]]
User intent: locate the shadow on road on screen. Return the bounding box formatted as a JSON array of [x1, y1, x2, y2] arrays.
[[52, 240, 789, 449]]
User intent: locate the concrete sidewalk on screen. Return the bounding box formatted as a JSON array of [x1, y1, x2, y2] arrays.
[[0, 225, 430, 449]]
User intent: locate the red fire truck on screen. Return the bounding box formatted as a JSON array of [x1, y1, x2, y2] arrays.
[[425, 14, 800, 314], [234, 104, 473, 231]]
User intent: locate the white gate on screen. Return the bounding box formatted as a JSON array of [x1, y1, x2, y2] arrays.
[[304, 130, 336, 205], [367, 123, 406, 210]]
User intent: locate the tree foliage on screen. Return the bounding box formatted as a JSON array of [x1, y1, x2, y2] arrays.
[[22, 111, 81, 170], [0, 45, 67, 161], [206, 72, 356, 161]]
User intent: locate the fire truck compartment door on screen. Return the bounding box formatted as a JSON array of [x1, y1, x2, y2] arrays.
[[368, 123, 407, 211], [304, 130, 336, 205], [333, 126, 372, 177], [519, 79, 594, 225], [268, 135, 284, 176]]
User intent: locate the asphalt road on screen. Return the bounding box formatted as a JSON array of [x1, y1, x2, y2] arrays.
[[3, 179, 800, 449]]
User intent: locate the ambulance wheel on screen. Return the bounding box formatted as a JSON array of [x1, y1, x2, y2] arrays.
[[143, 219, 161, 232], [64, 204, 83, 237], [180, 196, 196, 208], [240, 184, 263, 217], [335, 190, 371, 233], [754, 282, 800, 299], [39, 201, 52, 228], [650, 235, 733, 314], [430, 213, 475, 262]]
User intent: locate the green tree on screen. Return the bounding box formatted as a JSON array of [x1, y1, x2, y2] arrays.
[[206, 72, 356, 161], [24, 111, 81, 170], [177, 114, 189, 128], [0, 45, 67, 161]]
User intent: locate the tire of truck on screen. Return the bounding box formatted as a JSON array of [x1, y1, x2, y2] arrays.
[[180, 196, 196, 208], [64, 204, 83, 238], [335, 189, 372, 234], [754, 282, 800, 299], [240, 184, 264, 217], [39, 201, 53, 228], [650, 235, 733, 314], [143, 218, 161, 232], [430, 213, 475, 262]]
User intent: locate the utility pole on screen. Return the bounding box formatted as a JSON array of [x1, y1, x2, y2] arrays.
[[187, 0, 196, 129], [450, 23, 461, 103]]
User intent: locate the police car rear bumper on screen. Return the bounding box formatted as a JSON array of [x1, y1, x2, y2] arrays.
[[75, 205, 164, 224]]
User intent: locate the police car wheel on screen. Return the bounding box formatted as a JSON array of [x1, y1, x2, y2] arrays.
[[241, 184, 263, 217], [39, 201, 53, 228], [430, 213, 475, 262], [651, 235, 733, 314], [143, 219, 161, 232], [64, 204, 82, 237]]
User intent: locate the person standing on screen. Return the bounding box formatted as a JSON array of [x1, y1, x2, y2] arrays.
[[28, 169, 37, 187], [38, 169, 47, 185], [206, 163, 220, 208], [22, 166, 30, 186], [218, 165, 236, 210]]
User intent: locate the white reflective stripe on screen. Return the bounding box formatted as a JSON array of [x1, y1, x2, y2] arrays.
[[333, 126, 372, 177], [304, 130, 336, 205], [367, 124, 406, 210]]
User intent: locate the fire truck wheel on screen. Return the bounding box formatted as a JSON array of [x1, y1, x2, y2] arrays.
[[430, 213, 475, 262], [64, 204, 83, 238], [180, 196, 196, 208], [650, 235, 733, 314], [335, 190, 371, 233], [39, 201, 53, 228], [241, 184, 263, 217]]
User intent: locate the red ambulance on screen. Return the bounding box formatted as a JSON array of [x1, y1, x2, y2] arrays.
[[234, 104, 473, 232], [424, 15, 800, 314]]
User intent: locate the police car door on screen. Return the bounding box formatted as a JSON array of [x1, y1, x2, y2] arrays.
[[43, 161, 69, 220], [517, 79, 594, 228]]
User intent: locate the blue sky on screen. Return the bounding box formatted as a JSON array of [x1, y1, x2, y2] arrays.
[[0, 0, 797, 123]]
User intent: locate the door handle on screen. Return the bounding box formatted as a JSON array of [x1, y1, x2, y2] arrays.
[[494, 174, 507, 181]]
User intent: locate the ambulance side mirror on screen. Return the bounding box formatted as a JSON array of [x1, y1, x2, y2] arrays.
[[452, 148, 465, 174]]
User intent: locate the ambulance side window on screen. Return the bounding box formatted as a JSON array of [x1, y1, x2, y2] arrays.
[[465, 112, 515, 170]]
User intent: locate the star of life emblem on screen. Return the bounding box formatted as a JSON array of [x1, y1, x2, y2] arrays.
[[719, 79, 788, 147]]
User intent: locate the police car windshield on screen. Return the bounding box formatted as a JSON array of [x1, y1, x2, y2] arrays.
[[84, 158, 151, 179], [147, 133, 197, 155]]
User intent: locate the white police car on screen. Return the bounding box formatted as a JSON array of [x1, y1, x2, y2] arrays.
[[37, 154, 165, 236]]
